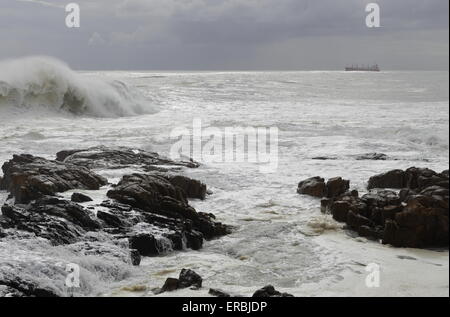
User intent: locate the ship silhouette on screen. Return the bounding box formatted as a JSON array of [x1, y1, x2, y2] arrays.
[[345, 64, 380, 72]]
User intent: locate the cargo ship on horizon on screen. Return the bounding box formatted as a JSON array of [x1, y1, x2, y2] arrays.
[[345, 64, 380, 72]]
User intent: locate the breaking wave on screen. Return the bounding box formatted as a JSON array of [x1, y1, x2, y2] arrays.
[[0, 56, 156, 117]]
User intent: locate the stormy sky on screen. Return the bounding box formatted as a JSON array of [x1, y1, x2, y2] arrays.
[[0, 0, 448, 70]]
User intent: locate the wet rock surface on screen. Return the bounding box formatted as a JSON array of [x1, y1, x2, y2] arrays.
[[298, 176, 350, 199], [71, 192, 93, 203], [0, 147, 232, 297], [297, 177, 326, 197], [252, 285, 294, 297], [0, 197, 100, 245], [56, 146, 199, 170], [107, 173, 230, 240], [155, 269, 203, 294], [318, 167, 449, 248], [0, 154, 107, 204]]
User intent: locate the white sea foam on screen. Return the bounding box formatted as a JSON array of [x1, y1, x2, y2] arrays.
[[0, 56, 156, 117]]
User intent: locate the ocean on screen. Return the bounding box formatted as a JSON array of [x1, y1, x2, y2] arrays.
[[0, 57, 448, 296]]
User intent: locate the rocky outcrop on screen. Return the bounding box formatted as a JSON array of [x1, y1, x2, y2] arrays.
[[0, 276, 59, 297], [107, 173, 230, 240], [321, 167, 449, 248], [0, 147, 235, 297], [71, 192, 93, 203], [164, 174, 207, 200], [0, 148, 230, 267], [56, 146, 199, 170], [0, 154, 107, 204], [355, 153, 389, 161], [252, 285, 294, 297], [297, 177, 326, 197], [367, 167, 448, 190], [326, 177, 350, 198], [0, 197, 100, 245], [209, 288, 231, 297], [156, 269, 203, 294], [298, 176, 349, 199]]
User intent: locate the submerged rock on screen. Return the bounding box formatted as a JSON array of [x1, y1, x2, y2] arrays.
[[71, 192, 93, 203], [356, 153, 389, 161], [56, 146, 199, 170], [209, 288, 231, 297], [178, 268, 203, 289], [0, 154, 107, 204], [252, 285, 294, 297], [156, 269, 203, 294]]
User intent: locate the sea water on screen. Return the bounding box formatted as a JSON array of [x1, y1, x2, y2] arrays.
[[0, 57, 448, 296]]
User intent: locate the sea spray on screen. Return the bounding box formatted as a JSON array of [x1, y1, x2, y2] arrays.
[[0, 56, 156, 117]]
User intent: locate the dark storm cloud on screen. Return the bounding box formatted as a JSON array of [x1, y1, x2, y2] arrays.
[[0, 0, 448, 70]]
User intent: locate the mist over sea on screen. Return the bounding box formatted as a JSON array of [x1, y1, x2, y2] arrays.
[[0, 57, 448, 296]]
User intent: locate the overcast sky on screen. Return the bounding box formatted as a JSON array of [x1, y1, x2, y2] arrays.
[[0, 0, 448, 70]]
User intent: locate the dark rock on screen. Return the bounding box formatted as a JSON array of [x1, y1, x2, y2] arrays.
[[165, 232, 184, 250], [326, 177, 350, 198], [356, 153, 388, 161], [107, 173, 230, 240], [129, 233, 159, 256], [252, 285, 294, 297], [382, 205, 404, 223], [311, 156, 337, 160], [209, 288, 231, 297], [0, 277, 59, 297], [357, 225, 382, 240], [369, 167, 449, 192], [130, 249, 141, 266], [331, 201, 351, 222], [184, 230, 204, 250], [178, 269, 203, 289], [56, 146, 199, 169], [361, 190, 401, 208], [297, 177, 326, 198], [97, 210, 124, 228], [319, 167, 449, 248], [320, 198, 331, 213], [1, 198, 100, 245], [158, 278, 180, 293], [368, 169, 406, 190], [0, 154, 107, 204], [165, 174, 207, 200], [155, 269, 203, 294], [405, 167, 438, 190], [399, 188, 416, 202], [347, 211, 374, 229], [382, 195, 449, 248], [71, 192, 93, 203]]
